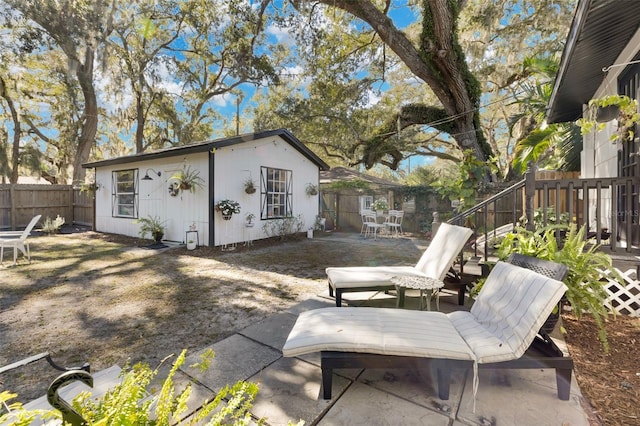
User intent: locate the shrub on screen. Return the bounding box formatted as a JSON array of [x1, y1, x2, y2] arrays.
[[262, 215, 305, 240], [494, 223, 622, 350], [42, 215, 65, 234], [0, 350, 264, 426]]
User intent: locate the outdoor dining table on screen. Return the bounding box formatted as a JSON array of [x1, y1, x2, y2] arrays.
[[391, 275, 444, 311]]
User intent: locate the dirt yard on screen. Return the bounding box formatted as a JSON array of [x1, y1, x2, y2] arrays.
[[1, 230, 638, 425]]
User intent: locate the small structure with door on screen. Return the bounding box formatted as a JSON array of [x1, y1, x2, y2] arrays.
[[83, 129, 329, 247]]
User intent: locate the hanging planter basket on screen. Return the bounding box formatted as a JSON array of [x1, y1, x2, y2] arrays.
[[222, 214, 233, 220], [595, 105, 620, 123]]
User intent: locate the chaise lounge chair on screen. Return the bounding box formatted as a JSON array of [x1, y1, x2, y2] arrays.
[[326, 223, 473, 307], [283, 259, 572, 404], [0, 214, 41, 265]]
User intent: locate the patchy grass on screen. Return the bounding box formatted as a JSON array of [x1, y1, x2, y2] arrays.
[[0, 231, 426, 403]]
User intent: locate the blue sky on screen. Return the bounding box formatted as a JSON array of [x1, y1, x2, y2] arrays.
[[211, 1, 425, 172]]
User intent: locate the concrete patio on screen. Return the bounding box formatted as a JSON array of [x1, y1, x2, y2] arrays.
[[171, 288, 591, 426], [22, 287, 591, 425], [14, 229, 595, 425]]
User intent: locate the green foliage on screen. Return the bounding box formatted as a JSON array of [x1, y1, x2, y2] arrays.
[[0, 391, 56, 425], [576, 95, 640, 143], [135, 215, 165, 239], [0, 350, 263, 425], [395, 184, 437, 199], [495, 223, 621, 350], [171, 165, 204, 193], [432, 150, 492, 211], [262, 214, 305, 240], [305, 183, 318, 196], [326, 179, 370, 190], [41, 215, 65, 234], [214, 200, 241, 216], [371, 198, 389, 211], [79, 181, 101, 193]]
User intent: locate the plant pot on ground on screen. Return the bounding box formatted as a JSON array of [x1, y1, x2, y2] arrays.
[[135, 215, 166, 243]]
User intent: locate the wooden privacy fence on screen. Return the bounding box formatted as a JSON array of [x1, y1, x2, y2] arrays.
[[320, 189, 450, 233], [0, 184, 94, 231]]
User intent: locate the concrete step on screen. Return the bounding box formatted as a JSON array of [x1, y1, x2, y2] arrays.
[[10, 365, 122, 425]]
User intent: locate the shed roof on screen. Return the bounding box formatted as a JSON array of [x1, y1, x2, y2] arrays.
[[547, 0, 640, 123], [320, 166, 400, 187], [83, 128, 330, 171]]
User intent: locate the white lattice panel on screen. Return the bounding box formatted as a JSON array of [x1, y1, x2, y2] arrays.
[[602, 268, 640, 317]]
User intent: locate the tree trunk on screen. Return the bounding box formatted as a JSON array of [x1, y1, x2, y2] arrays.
[[72, 47, 98, 184], [0, 77, 21, 184], [300, 0, 493, 174]]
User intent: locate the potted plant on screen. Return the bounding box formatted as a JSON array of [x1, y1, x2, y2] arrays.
[[305, 183, 318, 196], [492, 223, 622, 350], [214, 199, 241, 220], [79, 181, 101, 194], [135, 215, 165, 243], [186, 239, 196, 250], [371, 198, 389, 213], [245, 213, 256, 227], [244, 178, 257, 194], [170, 165, 204, 193], [577, 94, 640, 143]]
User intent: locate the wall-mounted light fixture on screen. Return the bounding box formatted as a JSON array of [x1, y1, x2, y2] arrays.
[[141, 168, 161, 180]]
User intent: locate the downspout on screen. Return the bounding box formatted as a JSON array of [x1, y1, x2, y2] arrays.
[[209, 147, 215, 246]]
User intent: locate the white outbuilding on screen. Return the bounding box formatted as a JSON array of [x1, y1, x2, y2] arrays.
[[83, 129, 330, 247]]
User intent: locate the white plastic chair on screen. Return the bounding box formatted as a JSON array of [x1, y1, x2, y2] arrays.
[[362, 213, 385, 240], [384, 210, 404, 237], [359, 210, 375, 236], [0, 214, 41, 265]]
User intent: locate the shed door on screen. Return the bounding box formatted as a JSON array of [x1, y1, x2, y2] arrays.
[[617, 60, 640, 246]]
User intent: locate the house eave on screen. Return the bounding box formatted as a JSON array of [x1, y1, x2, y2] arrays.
[[547, 0, 640, 124], [83, 128, 330, 171]]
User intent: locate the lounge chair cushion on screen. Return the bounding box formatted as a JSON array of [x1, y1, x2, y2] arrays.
[[325, 266, 424, 289], [326, 223, 473, 291], [284, 262, 567, 365], [283, 307, 474, 361]]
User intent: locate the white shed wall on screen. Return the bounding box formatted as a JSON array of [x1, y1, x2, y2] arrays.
[[94, 153, 210, 244], [212, 135, 320, 246]]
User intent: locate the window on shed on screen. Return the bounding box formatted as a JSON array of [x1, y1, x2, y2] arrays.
[[359, 195, 373, 213], [112, 169, 139, 218], [260, 167, 292, 219]]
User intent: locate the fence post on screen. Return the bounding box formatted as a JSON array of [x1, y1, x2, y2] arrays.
[[10, 184, 16, 229], [69, 186, 75, 224], [525, 161, 536, 230]]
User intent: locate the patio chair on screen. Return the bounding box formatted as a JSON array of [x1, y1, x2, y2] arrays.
[[359, 210, 374, 236], [326, 223, 473, 306], [0, 214, 41, 265], [283, 260, 572, 405], [362, 212, 385, 240], [383, 210, 404, 237]]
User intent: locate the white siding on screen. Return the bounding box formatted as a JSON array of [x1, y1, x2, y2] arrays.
[[213, 136, 320, 246], [94, 154, 210, 244], [580, 27, 640, 230], [92, 134, 322, 247]]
